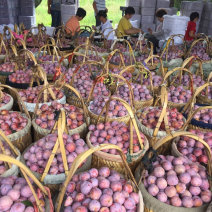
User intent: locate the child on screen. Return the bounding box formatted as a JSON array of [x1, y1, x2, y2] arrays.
[[65, 8, 87, 36], [92, 10, 114, 40], [185, 12, 200, 41]]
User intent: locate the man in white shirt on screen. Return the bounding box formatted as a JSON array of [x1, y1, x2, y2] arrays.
[[93, 0, 108, 27]]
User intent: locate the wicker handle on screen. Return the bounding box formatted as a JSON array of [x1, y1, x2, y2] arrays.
[[40, 109, 69, 182], [15, 38, 26, 49], [87, 73, 134, 107], [46, 37, 56, 46], [0, 154, 50, 212], [97, 96, 144, 151], [0, 34, 7, 54], [133, 64, 154, 94], [182, 56, 204, 79], [186, 38, 209, 58], [19, 48, 38, 65], [182, 82, 212, 115], [3, 26, 15, 44], [134, 36, 147, 54], [55, 144, 139, 212], [105, 49, 126, 71], [181, 105, 212, 131], [24, 31, 40, 48], [69, 59, 97, 87], [33, 83, 89, 124], [154, 131, 212, 187], [4, 44, 18, 64], [0, 84, 30, 118], [153, 85, 171, 136], [144, 55, 165, 77], [165, 67, 193, 91]]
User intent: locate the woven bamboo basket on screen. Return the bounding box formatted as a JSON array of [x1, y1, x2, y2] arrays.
[[55, 144, 144, 212], [87, 73, 137, 124], [180, 82, 212, 132], [32, 82, 90, 141], [23, 31, 41, 48], [73, 39, 105, 65], [3, 26, 16, 45], [108, 40, 136, 74], [115, 65, 154, 110], [196, 71, 212, 105], [185, 38, 211, 64], [7, 49, 45, 109], [36, 43, 62, 81], [160, 34, 187, 61], [0, 84, 32, 153], [158, 67, 194, 111], [134, 131, 212, 212], [86, 97, 149, 174], [0, 44, 19, 85], [133, 56, 165, 96], [0, 84, 13, 110], [133, 34, 149, 54], [21, 67, 66, 118], [0, 33, 7, 64], [74, 25, 92, 46], [170, 56, 204, 90], [0, 154, 54, 211], [22, 109, 91, 194], [66, 57, 106, 108], [136, 85, 187, 155], [0, 129, 21, 177]]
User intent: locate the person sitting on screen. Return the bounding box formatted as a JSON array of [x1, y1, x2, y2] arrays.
[[117, 6, 143, 38], [185, 12, 200, 41], [147, 9, 167, 54], [92, 10, 114, 40], [65, 7, 87, 37]]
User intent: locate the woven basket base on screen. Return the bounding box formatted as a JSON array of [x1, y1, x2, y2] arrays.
[[0, 75, 7, 85], [8, 88, 24, 111], [13, 129, 32, 153], [196, 94, 212, 105]]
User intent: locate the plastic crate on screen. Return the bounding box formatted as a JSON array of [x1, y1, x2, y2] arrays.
[[21, 7, 35, 16], [133, 6, 141, 14], [141, 15, 154, 23], [141, 0, 156, 8], [0, 17, 17, 25], [156, 0, 170, 9], [203, 2, 212, 12], [141, 7, 155, 16], [0, 0, 12, 8], [125, 0, 141, 7]]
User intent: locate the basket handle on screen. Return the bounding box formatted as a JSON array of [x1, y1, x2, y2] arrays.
[[87, 73, 134, 107], [37, 44, 61, 63], [105, 49, 126, 71], [0, 84, 30, 118], [55, 144, 139, 212], [24, 31, 40, 48], [68, 59, 100, 88], [0, 33, 7, 54], [181, 82, 212, 115], [185, 38, 209, 58], [154, 131, 212, 187], [96, 96, 144, 152], [144, 55, 165, 77], [152, 85, 171, 137], [0, 128, 19, 169], [164, 67, 194, 92], [40, 109, 69, 182], [33, 83, 89, 125], [182, 56, 204, 79], [3, 26, 15, 44], [0, 154, 50, 212], [4, 44, 18, 66]]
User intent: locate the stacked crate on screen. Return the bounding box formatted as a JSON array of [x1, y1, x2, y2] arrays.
[[140, 0, 156, 31], [61, 4, 78, 24], [125, 0, 141, 27], [19, 0, 36, 29], [180, 1, 204, 33], [198, 2, 212, 35], [0, 0, 20, 25]]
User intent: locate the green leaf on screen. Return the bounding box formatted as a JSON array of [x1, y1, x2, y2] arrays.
[[21, 201, 33, 207]]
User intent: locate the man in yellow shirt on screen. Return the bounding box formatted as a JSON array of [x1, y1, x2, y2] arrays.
[[117, 7, 143, 38]]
